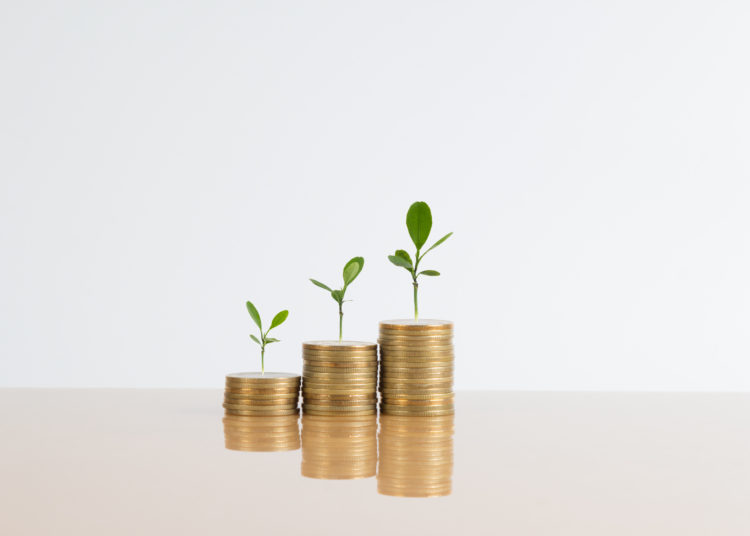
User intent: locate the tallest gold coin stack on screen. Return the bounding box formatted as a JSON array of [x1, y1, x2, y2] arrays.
[[378, 320, 454, 416]]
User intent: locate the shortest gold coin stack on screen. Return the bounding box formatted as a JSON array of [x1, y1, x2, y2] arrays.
[[223, 415, 300, 452], [224, 372, 301, 416], [302, 341, 378, 416], [379, 320, 454, 416]]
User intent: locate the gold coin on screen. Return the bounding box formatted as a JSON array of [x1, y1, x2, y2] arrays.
[[302, 378, 377, 385], [223, 392, 299, 399], [224, 384, 299, 392], [379, 337, 453, 345], [303, 365, 378, 374], [381, 398, 454, 407], [223, 401, 298, 410], [380, 374, 453, 381], [302, 398, 378, 408], [379, 320, 453, 330], [381, 392, 454, 400], [224, 398, 299, 407], [381, 406, 454, 416], [302, 388, 376, 396], [302, 341, 377, 351], [226, 372, 300, 381], [301, 360, 378, 368], [378, 344, 454, 352], [225, 408, 300, 416], [303, 404, 376, 412], [379, 348, 454, 356], [302, 409, 377, 417], [301, 391, 375, 399]]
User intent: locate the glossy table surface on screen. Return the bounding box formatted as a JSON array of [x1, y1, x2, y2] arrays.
[[0, 390, 748, 535]]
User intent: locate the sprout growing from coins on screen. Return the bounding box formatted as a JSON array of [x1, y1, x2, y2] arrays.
[[310, 257, 365, 341], [245, 300, 289, 375], [388, 201, 452, 320]]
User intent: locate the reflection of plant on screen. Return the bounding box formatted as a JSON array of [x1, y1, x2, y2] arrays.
[[388, 201, 452, 320], [246, 300, 288, 374], [310, 257, 364, 341]]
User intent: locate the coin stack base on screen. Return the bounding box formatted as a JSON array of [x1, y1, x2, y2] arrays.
[[223, 414, 300, 452], [302, 341, 378, 416], [377, 414, 455, 497], [378, 320, 454, 416], [301, 414, 377, 479], [224, 372, 301, 416]]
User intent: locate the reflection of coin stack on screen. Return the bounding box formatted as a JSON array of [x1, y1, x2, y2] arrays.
[[301, 415, 377, 479], [378, 320, 454, 416], [377, 414, 455, 497], [223, 414, 300, 452], [301, 341, 378, 416], [223, 372, 301, 416]]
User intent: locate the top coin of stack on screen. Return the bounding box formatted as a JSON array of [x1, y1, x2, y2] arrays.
[[302, 341, 378, 416], [224, 372, 301, 416], [378, 320, 454, 416]]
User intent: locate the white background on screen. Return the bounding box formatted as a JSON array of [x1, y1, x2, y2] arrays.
[[1, 1, 748, 389]]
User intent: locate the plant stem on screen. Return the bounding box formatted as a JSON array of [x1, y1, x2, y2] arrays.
[[261, 345, 265, 376], [413, 280, 419, 320], [338, 301, 343, 342]]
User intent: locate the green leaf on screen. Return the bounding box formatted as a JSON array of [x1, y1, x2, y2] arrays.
[[269, 310, 288, 330], [250, 334, 261, 345], [421, 232, 453, 257], [388, 254, 413, 271], [419, 270, 440, 276], [265, 337, 280, 344], [342, 256, 364, 286], [394, 249, 413, 267], [246, 301, 262, 330], [406, 201, 432, 250], [310, 278, 332, 292], [331, 289, 344, 303]]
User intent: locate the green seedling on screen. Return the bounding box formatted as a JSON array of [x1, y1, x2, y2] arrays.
[[388, 201, 452, 320], [246, 300, 289, 374], [310, 257, 364, 341]]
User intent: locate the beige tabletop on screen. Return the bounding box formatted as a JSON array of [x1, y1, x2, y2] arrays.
[[0, 390, 747, 535]]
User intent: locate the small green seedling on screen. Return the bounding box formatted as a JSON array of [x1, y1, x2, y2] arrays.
[[310, 257, 364, 341], [246, 300, 289, 374], [388, 201, 452, 320]]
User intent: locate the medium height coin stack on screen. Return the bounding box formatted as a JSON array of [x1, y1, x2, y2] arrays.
[[301, 414, 377, 479], [301, 341, 378, 416], [224, 372, 301, 416], [378, 320, 454, 416]]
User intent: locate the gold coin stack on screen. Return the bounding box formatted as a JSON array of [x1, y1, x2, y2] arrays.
[[223, 414, 300, 452], [301, 414, 377, 479], [377, 414, 455, 497], [378, 320, 454, 416], [224, 372, 301, 416], [301, 341, 378, 416]]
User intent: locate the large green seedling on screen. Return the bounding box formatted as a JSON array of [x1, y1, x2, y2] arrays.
[[388, 201, 452, 319], [310, 257, 364, 341], [245, 300, 289, 374]]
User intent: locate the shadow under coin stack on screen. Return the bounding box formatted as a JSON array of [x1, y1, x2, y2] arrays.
[[377, 414, 455, 497], [223, 414, 300, 452], [301, 341, 378, 416], [224, 372, 301, 416], [301, 414, 377, 479], [378, 320, 454, 416]]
